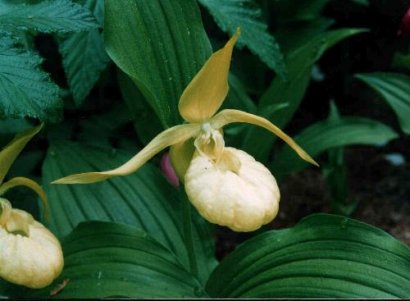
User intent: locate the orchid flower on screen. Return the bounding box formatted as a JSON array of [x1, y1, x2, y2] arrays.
[[0, 124, 63, 288], [53, 29, 318, 232]]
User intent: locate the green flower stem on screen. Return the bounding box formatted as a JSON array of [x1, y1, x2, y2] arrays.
[[180, 187, 198, 277]]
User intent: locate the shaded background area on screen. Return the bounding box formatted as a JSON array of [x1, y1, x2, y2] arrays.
[[214, 0, 410, 259]]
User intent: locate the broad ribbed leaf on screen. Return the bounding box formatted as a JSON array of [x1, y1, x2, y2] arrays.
[[240, 29, 365, 162], [198, 0, 286, 78], [117, 70, 163, 145], [59, 0, 110, 105], [0, 37, 62, 121], [7, 222, 206, 298], [42, 142, 217, 284], [206, 214, 410, 298], [271, 116, 397, 177], [104, 0, 212, 127], [356, 73, 410, 134], [0, 0, 97, 33]]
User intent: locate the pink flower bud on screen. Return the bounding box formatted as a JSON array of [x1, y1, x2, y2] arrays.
[[160, 152, 180, 187]]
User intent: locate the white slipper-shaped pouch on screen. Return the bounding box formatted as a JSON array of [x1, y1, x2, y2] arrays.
[[184, 147, 280, 232], [0, 199, 63, 289]]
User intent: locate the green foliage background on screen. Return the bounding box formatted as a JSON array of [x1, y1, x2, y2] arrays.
[[0, 0, 409, 298]]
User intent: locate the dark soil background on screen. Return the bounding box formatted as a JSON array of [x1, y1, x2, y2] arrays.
[[277, 146, 410, 244]]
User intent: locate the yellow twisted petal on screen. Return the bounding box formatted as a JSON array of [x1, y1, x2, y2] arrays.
[[53, 124, 200, 184], [211, 109, 319, 166]]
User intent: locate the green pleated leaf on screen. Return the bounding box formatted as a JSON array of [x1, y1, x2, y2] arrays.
[[117, 70, 163, 145], [0, 36, 62, 121], [6, 222, 206, 298], [240, 29, 365, 162], [42, 141, 217, 284], [0, 0, 98, 33], [104, 0, 212, 127], [59, 0, 110, 105], [206, 214, 410, 298], [271, 115, 398, 177], [356, 72, 410, 134], [198, 0, 286, 78]]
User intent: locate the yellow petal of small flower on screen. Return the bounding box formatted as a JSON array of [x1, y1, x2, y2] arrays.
[[178, 29, 240, 123], [0, 177, 49, 219], [0, 199, 63, 289], [0, 124, 43, 184], [184, 147, 280, 232]]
